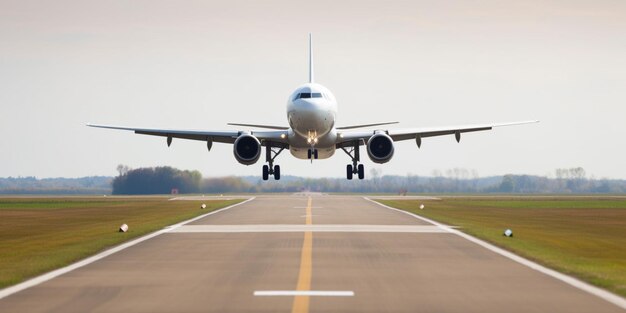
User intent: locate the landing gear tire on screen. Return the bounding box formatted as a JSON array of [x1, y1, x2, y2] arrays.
[[346, 164, 353, 180], [274, 165, 281, 180], [358, 164, 365, 180], [262, 165, 269, 181], [307, 148, 318, 160]]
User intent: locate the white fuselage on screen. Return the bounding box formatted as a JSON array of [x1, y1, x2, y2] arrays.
[[286, 83, 338, 159]]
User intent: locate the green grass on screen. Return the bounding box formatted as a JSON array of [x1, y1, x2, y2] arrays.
[[0, 197, 242, 288], [378, 197, 626, 297]]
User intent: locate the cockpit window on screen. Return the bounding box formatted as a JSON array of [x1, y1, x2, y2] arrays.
[[294, 92, 323, 100]]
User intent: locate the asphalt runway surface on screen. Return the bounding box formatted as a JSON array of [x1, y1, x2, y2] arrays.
[[0, 195, 624, 312]]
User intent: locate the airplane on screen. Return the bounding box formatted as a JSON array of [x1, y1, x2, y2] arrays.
[[88, 34, 537, 181]]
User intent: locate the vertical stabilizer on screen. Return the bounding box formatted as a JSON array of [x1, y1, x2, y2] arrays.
[[308, 33, 314, 83]]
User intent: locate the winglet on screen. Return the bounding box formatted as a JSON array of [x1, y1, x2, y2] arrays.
[[308, 33, 314, 83]]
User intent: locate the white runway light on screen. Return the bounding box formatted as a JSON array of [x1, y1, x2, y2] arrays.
[[419, 204, 425, 210], [504, 229, 513, 237], [201, 203, 207, 209], [119, 224, 129, 233]]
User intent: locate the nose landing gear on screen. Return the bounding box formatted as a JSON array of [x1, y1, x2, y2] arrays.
[[307, 148, 318, 160]]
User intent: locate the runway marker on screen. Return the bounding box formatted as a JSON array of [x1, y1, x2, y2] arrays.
[[169, 195, 251, 201], [365, 197, 626, 311], [168, 224, 448, 233], [255, 291, 354, 297], [0, 197, 256, 300], [299, 214, 321, 218], [292, 197, 313, 313]]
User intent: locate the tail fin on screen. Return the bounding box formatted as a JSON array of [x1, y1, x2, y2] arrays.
[[308, 33, 314, 83]]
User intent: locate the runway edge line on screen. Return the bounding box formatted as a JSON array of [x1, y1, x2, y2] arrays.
[[364, 197, 626, 311], [0, 197, 256, 300]]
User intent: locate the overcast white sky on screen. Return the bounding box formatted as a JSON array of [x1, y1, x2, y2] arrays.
[[1, 0, 625, 179]]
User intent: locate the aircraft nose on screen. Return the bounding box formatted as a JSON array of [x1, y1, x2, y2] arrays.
[[299, 98, 327, 109]]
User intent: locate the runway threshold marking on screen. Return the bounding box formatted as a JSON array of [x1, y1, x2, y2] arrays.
[[169, 224, 448, 233], [292, 196, 313, 313]]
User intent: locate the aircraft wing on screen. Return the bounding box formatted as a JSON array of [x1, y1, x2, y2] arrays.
[[336, 120, 538, 147], [336, 121, 399, 130], [87, 124, 289, 147]]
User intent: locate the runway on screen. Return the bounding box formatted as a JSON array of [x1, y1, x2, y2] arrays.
[[0, 195, 623, 312]]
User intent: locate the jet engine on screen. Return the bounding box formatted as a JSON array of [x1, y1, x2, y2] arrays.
[[366, 132, 394, 164], [233, 134, 261, 165]]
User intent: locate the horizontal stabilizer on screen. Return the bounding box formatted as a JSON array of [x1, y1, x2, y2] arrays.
[[227, 123, 289, 130], [336, 122, 399, 130]]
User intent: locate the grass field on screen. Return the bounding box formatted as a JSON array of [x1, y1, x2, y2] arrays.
[[0, 197, 242, 289], [377, 197, 626, 297]]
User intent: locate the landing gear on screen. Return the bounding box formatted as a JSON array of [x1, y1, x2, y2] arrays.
[[262, 164, 281, 181], [341, 141, 365, 180], [263, 143, 285, 181], [346, 164, 365, 180], [307, 148, 318, 160]]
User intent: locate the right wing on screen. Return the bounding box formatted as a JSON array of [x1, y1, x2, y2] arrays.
[[87, 124, 289, 147]]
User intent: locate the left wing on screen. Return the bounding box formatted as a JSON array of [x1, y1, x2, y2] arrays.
[[336, 120, 539, 147], [336, 121, 399, 130], [87, 124, 289, 147]]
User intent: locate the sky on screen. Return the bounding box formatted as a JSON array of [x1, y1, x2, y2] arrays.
[[1, 0, 625, 179]]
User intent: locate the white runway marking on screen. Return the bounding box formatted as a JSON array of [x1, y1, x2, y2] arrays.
[[169, 195, 252, 201], [365, 197, 626, 311], [168, 224, 451, 233], [370, 196, 441, 201], [300, 214, 323, 218], [254, 291, 354, 297], [0, 197, 256, 300]]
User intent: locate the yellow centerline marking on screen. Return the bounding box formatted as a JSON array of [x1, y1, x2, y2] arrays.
[[292, 196, 313, 313]]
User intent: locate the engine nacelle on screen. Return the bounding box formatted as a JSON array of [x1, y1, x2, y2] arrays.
[[233, 134, 261, 165], [367, 132, 395, 164]]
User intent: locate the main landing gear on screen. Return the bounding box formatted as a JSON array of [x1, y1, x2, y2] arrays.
[[263, 143, 285, 181], [341, 142, 365, 180]]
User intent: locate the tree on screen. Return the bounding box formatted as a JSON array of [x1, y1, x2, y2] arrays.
[[499, 175, 515, 192], [112, 166, 201, 195], [116, 164, 130, 176]]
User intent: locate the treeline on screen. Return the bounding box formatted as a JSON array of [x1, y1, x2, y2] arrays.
[[0, 176, 112, 194], [112, 167, 202, 195], [203, 166, 625, 194], [1, 166, 625, 195], [215, 172, 626, 194]]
